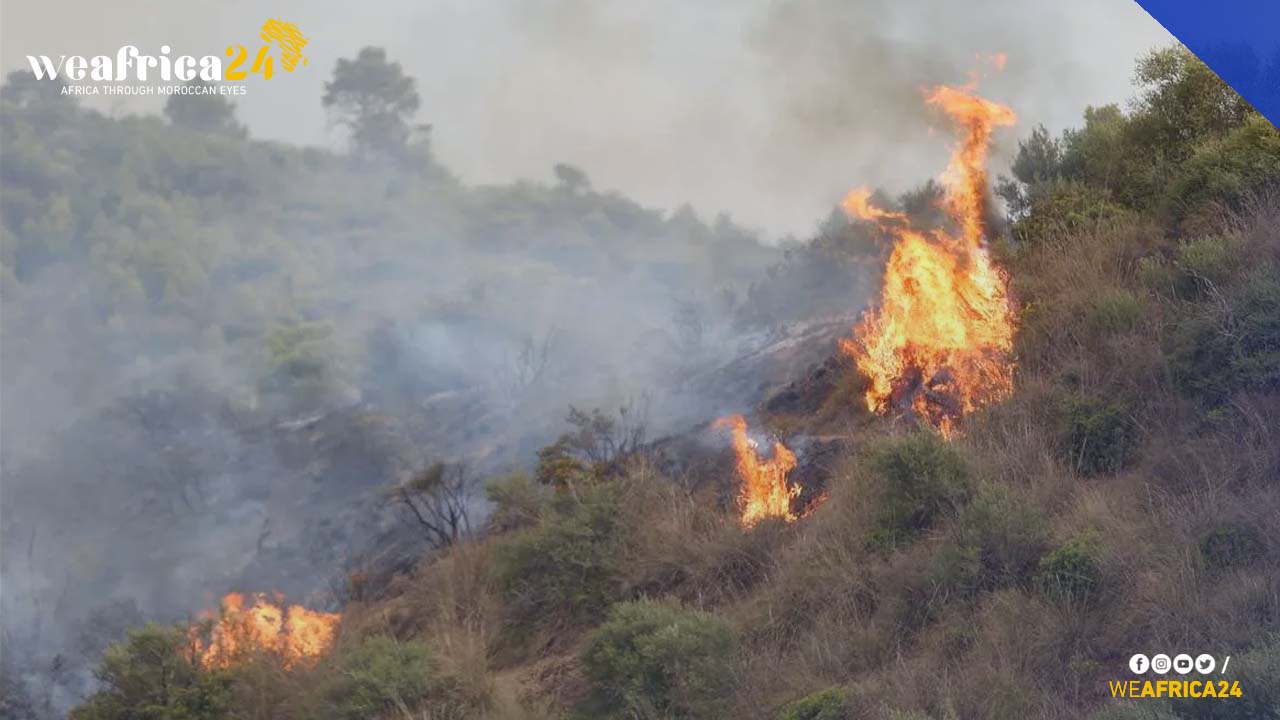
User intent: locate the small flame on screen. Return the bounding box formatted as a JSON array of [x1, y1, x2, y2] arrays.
[[714, 415, 800, 527], [190, 592, 340, 668], [840, 72, 1017, 435], [841, 187, 908, 224]]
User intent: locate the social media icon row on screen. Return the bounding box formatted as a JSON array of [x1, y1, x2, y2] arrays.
[[1130, 653, 1217, 675]]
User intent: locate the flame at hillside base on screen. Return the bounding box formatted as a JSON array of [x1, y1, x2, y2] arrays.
[[714, 415, 800, 527], [840, 80, 1017, 435], [189, 592, 340, 668]]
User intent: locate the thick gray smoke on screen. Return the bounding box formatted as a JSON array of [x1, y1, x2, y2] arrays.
[[0, 0, 1171, 237], [0, 2, 1173, 716]]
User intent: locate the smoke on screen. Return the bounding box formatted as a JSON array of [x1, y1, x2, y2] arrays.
[[0, 0, 1171, 237], [0, 2, 1174, 714], [0, 129, 780, 716]]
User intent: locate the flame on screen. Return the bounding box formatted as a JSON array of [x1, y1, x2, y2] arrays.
[[714, 415, 800, 527], [840, 187, 908, 224], [190, 592, 340, 668], [840, 77, 1017, 434]]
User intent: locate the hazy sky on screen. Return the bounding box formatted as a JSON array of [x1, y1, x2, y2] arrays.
[[0, 0, 1173, 237]]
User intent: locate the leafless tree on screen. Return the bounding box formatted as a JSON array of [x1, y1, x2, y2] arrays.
[[502, 329, 559, 403], [389, 462, 477, 549], [563, 396, 649, 466]]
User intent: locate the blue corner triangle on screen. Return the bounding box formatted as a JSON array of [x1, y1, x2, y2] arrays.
[[1132, 0, 1280, 127]]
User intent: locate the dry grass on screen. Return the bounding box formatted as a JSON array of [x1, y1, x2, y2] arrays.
[[329, 208, 1280, 720]]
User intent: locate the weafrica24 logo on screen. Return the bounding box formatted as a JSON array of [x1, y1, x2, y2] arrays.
[[25, 19, 309, 94]]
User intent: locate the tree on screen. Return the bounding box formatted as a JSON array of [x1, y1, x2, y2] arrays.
[[0, 70, 74, 126], [322, 47, 422, 157], [390, 462, 477, 549], [1132, 45, 1253, 156], [163, 80, 244, 137], [69, 625, 230, 720], [996, 124, 1062, 216]]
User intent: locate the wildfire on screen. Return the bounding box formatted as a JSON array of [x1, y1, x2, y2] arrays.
[[839, 77, 1017, 434], [714, 415, 800, 527], [189, 592, 340, 668]]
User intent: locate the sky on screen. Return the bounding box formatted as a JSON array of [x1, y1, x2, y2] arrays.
[[0, 0, 1174, 238]]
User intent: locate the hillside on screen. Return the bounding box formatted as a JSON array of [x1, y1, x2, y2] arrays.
[[0, 47, 892, 718], [8, 46, 1280, 720]]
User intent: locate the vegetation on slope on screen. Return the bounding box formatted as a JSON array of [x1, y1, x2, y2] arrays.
[[37, 44, 1280, 720]]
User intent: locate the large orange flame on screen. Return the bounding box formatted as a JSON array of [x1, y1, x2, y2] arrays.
[[839, 79, 1017, 434], [714, 415, 800, 527], [190, 592, 340, 668]]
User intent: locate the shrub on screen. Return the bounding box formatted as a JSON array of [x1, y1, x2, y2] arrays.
[[1166, 634, 1280, 719], [579, 600, 737, 720], [1086, 288, 1143, 338], [865, 430, 971, 549], [1165, 113, 1280, 232], [903, 498, 1047, 630], [925, 543, 983, 604], [1056, 393, 1137, 475], [779, 686, 853, 720], [325, 636, 464, 720], [485, 472, 548, 532], [1171, 269, 1280, 406], [493, 483, 623, 631], [1174, 235, 1245, 294], [948, 484, 1050, 592], [1199, 524, 1264, 571], [70, 625, 231, 720], [1036, 534, 1102, 604], [1010, 181, 1130, 245]]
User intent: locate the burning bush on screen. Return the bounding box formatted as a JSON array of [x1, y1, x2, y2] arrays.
[[840, 82, 1018, 435], [189, 592, 341, 669], [714, 414, 802, 527]]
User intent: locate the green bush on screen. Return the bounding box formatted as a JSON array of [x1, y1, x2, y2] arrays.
[[1199, 524, 1264, 571], [865, 430, 972, 549], [1036, 535, 1102, 604], [1011, 181, 1131, 245], [579, 600, 738, 720], [485, 472, 548, 532], [70, 625, 231, 720], [1087, 288, 1144, 337], [947, 484, 1050, 592], [1166, 634, 1280, 719], [326, 636, 463, 720], [1171, 269, 1280, 406], [1056, 394, 1137, 475], [1174, 235, 1245, 294], [1165, 113, 1280, 231], [493, 483, 623, 630], [779, 686, 853, 720]]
